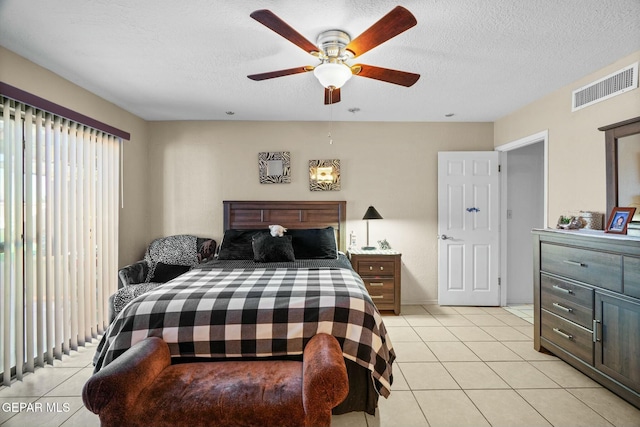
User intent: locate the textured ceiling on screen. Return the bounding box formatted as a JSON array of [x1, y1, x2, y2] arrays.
[[0, 0, 639, 122]]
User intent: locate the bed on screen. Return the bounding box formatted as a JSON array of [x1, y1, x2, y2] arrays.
[[93, 201, 394, 414]]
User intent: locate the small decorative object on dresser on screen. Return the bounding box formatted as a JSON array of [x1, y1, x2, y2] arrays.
[[579, 211, 604, 230], [605, 207, 636, 234], [350, 249, 401, 315], [556, 215, 582, 230]]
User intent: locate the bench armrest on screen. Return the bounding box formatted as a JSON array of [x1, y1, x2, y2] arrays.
[[82, 337, 171, 420], [302, 334, 349, 426]]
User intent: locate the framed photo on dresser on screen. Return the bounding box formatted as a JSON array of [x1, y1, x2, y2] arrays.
[[605, 207, 636, 234]]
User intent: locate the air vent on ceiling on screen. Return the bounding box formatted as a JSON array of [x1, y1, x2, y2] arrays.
[[571, 62, 638, 112]]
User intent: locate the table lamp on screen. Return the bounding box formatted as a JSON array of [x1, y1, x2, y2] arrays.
[[362, 206, 383, 250]]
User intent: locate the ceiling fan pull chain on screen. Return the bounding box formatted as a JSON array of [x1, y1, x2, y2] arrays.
[[328, 88, 334, 144]]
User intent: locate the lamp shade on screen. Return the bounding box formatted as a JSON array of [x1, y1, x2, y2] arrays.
[[362, 206, 383, 220], [313, 63, 353, 89]]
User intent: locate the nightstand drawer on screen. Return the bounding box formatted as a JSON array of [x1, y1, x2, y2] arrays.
[[357, 261, 395, 277], [541, 310, 593, 364], [364, 278, 395, 309]]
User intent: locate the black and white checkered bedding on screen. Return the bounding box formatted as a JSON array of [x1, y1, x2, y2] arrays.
[[93, 264, 395, 397]]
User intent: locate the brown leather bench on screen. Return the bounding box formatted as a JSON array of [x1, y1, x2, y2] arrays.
[[83, 334, 349, 427]]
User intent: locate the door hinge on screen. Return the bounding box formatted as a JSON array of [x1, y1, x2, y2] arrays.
[[498, 164, 501, 172], [498, 277, 501, 286]]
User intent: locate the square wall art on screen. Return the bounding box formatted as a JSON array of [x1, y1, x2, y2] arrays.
[[258, 151, 291, 184], [309, 159, 340, 191]]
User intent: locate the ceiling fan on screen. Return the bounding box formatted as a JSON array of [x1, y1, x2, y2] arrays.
[[247, 6, 421, 105]]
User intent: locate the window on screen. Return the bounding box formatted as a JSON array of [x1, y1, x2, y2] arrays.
[[0, 96, 120, 384]]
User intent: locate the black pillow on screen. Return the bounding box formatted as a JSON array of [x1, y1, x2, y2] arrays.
[[151, 262, 190, 283], [252, 234, 295, 263], [217, 229, 268, 260], [287, 227, 338, 259]]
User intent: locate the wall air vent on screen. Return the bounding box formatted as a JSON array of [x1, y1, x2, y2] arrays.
[[571, 62, 638, 112]]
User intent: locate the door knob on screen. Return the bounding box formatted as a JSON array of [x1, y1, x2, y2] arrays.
[[438, 234, 453, 240]]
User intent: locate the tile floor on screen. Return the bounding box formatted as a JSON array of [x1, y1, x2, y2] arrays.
[[1, 305, 639, 427]]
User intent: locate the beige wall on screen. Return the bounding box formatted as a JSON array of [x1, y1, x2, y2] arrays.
[[9, 43, 637, 304], [0, 46, 150, 266], [0, 46, 494, 304], [148, 121, 494, 304], [495, 50, 640, 225]]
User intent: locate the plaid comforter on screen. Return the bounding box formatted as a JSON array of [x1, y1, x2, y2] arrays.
[[94, 265, 395, 397]]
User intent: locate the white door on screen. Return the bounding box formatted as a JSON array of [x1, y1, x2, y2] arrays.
[[437, 151, 500, 306]]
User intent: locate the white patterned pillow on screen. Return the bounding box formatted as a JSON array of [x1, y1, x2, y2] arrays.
[[144, 235, 198, 282]]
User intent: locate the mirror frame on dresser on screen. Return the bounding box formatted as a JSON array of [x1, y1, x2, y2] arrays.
[[600, 116, 640, 233]]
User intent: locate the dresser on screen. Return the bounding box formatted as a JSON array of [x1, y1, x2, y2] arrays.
[[349, 250, 401, 315], [533, 229, 640, 408]]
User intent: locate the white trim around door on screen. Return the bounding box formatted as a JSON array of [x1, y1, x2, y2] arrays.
[[495, 130, 549, 306]]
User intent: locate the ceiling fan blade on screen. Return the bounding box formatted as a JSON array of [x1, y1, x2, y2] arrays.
[[345, 6, 417, 58], [324, 87, 341, 104], [352, 64, 420, 87], [248, 66, 313, 81], [250, 9, 318, 54]]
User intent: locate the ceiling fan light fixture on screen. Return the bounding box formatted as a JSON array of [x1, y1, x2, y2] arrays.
[[313, 63, 352, 89], [248, 7, 420, 103]]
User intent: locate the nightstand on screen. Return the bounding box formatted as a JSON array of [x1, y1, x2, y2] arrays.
[[349, 249, 401, 315]]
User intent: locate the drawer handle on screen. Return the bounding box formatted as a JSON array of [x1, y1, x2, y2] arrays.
[[552, 285, 573, 295], [369, 282, 384, 287], [593, 320, 600, 343], [563, 260, 586, 267], [553, 328, 573, 340], [380, 266, 384, 271], [369, 266, 373, 271], [552, 303, 573, 313], [370, 295, 384, 299]]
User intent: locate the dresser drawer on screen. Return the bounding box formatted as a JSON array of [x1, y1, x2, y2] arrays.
[[541, 274, 593, 329], [541, 310, 594, 364], [541, 243, 622, 292], [357, 261, 395, 277], [363, 278, 395, 309]]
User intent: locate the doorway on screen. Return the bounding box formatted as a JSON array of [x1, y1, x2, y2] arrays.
[[497, 131, 548, 305]]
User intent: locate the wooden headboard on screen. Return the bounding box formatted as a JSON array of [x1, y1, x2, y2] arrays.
[[223, 201, 347, 252]]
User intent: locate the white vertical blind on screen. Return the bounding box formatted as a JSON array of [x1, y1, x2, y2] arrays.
[[24, 108, 34, 374], [2, 99, 14, 385], [35, 110, 45, 368], [69, 122, 78, 351], [13, 102, 24, 381], [0, 96, 120, 385], [53, 115, 62, 361]]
